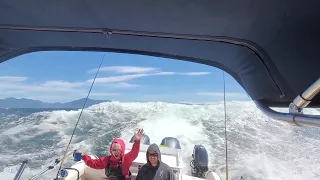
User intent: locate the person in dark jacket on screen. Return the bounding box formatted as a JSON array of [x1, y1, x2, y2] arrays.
[[136, 143, 175, 180]]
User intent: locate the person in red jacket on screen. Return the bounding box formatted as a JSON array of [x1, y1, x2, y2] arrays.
[[81, 128, 144, 180]]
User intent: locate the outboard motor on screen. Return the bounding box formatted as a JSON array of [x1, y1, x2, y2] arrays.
[[160, 137, 181, 149], [190, 145, 209, 178], [130, 134, 151, 145]]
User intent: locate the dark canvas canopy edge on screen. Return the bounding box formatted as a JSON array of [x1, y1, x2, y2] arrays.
[[0, 0, 319, 107]]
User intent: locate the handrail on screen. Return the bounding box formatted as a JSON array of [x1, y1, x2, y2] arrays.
[[29, 159, 60, 180], [293, 78, 320, 108], [255, 77, 320, 127], [254, 100, 320, 127], [13, 160, 28, 180]]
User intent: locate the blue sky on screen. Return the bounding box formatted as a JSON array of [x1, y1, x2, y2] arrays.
[[0, 51, 250, 103]]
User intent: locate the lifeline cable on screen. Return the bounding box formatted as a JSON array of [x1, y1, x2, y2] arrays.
[[55, 52, 106, 179], [223, 72, 229, 180]]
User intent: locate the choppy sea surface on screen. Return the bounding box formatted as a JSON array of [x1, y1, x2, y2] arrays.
[[0, 101, 319, 180]]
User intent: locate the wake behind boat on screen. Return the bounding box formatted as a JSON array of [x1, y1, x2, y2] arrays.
[[57, 135, 222, 180]]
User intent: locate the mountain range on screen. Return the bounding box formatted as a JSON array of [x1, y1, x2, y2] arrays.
[[0, 98, 110, 108]]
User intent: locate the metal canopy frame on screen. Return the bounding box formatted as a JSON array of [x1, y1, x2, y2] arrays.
[[256, 78, 320, 127]]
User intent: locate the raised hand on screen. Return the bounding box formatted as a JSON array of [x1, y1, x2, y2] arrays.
[[134, 128, 145, 141]]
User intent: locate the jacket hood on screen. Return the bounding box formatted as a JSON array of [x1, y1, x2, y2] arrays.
[[110, 138, 126, 157], [146, 143, 161, 165]]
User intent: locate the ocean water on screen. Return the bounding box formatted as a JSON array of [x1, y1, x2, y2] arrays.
[[0, 101, 319, 180]]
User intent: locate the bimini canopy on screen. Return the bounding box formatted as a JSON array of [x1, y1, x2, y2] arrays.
[[0, 0, 319, 108]]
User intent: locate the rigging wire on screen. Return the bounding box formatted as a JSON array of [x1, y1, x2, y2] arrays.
[[55, 52, 106, 179], [223, 71, 229, 180]]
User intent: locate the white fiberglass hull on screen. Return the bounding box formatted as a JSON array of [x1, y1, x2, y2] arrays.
[[62, 142, 221, 180], [63, 160, 221, 180]]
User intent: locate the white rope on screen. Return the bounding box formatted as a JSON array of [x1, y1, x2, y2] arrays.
[[223, 72, 229, 180], [54, 52, 106, 179]]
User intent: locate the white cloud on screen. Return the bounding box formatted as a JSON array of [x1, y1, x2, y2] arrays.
[[180, 72, 211, 76], [94, 82, 140, 88], [23, 95, 75, 103], [88, 70, 210, 84], [0, 78, 86, 93], [41, 81, 85, 88], [0, 90, 25, 94], [88, 72, 177, 84], [88, 66, 158, 74], [0, 76, 87, 98], [107, 82, 140, 88], [23, 93, 119, 103], [26, 82, 84, 92], [0, 69, 211, 103], [0, 76, 124, 102], [88, 74, 149, 83], [86, 93, 120, 97], [87, 65, 210, 84], [153, 72, 176, 75], [0, 76, 28, 82]]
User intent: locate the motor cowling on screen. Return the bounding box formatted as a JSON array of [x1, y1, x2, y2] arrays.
[[160, 137, 181, 149], [130, 134, 151, 145], [190, 145, 209, 178]]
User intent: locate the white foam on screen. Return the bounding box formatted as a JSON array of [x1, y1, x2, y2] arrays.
[[1, 101, 319, 180], [118, 105, 212, 174]]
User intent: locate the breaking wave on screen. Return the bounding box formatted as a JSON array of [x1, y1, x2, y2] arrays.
[[0, 101, 319, 180]]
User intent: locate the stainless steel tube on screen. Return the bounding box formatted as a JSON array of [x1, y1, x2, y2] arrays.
[[293, 78, 320, 108], [254, 100, 320, 127], [13, 160, 28, 180]]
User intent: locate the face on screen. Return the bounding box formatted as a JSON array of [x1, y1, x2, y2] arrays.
[[147, 150, 158, 166], [111, 143, 122, 159]]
